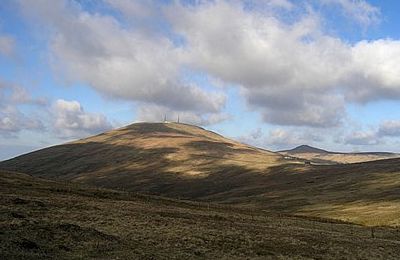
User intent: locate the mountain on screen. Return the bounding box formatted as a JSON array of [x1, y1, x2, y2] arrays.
[[280, 145, 399, 164], [1, 122, 400, 226], [281, 145, 330, 154], [3, 170, 400, 259], [0, 122, 287, 196]]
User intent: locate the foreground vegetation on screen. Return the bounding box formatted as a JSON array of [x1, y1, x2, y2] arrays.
[[2, 171, 400, 259]]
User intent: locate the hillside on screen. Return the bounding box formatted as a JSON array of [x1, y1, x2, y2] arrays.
[[2, 170, 400, 259], [1, 123, 400, 226], [280, 145, 399, 164], [0, 123, 287, 196]]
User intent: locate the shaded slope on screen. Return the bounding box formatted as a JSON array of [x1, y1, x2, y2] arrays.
[[2, 123, 400, 226], [0, 122, 286, 197], [2, 170, 400, 259]]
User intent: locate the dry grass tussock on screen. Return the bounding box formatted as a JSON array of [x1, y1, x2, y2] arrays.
[[2, 171, 400, 259]]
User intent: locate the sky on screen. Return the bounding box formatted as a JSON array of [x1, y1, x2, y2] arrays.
[[1, 0, 400, 160]]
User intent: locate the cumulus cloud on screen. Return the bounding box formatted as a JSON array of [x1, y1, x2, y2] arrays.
[[168, 0, 400, 127], [19, 0, 225, 120], [0, 106, 43, 135], [52, 99, 112, 138], [0, 81, 44, 136], [348, 40, 400, 102], [168, 1, 347, 127], [17, 0, 400, 130], [266, 128, 324, 147]]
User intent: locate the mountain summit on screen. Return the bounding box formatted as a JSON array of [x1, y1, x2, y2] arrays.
[[0, 122, 284, 197], [280, 144, 398, 164], [283, 145, 329, 154]]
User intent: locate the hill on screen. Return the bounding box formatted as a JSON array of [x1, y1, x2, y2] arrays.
[[2, 170, 400, 259], [281, 145, 329, 154], [0, 122, 288, 196], [280, 145, 399, 164], [1, 123, 400, 226]]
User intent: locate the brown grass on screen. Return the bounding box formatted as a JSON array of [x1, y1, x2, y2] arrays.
[[280, 151, 399, 164], [2, 171, 400, 259], [1, 123, 400, 227]]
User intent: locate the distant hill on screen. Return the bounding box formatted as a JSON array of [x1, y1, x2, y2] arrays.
[[280, 145, 399, 164], [2, 123, 400, 226], [281, 145, 330, 154]]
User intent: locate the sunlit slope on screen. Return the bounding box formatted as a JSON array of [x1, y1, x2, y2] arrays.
[[0, 122, 286, 196], [2, 171, 400, 259], [280, 145, 399, 164], [216, 159, 400, 226], [2, 123, 400, 226]]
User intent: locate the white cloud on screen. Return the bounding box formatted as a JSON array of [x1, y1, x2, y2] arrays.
[[19, 0, 225, 117], [9, 85, 48, 105], [344, 130, 379, 145], [348, 40, 400, 102], [0, 107, 43, 134], [52, 99, 112, 138], [266, 128, 323, 147], [0, 81, 44, 136], [340, 120, 400, 146], [321, 0, 381, 28], [344, 131, 380, 145], [17, 0, 400, 131], [237, 127, 324, 150], [268, 129, 296, 146], [136, 104, 230, 126], [168, 1, 349, 127], [168, 1, 400, 127], [378, 120, 400, 137]]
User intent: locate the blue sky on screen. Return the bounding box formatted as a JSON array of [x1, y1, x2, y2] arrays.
[[1, 0, 400, 160]]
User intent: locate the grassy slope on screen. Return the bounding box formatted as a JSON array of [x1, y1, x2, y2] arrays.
[[280, 148, 399, 164], [0, 122, 285, 188], [1, 123, 400, 226], [2, 171, 400, 259]]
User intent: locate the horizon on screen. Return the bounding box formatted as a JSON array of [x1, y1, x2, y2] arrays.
[[1, 121, 397, 161], [1, 0, 400, 160]]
